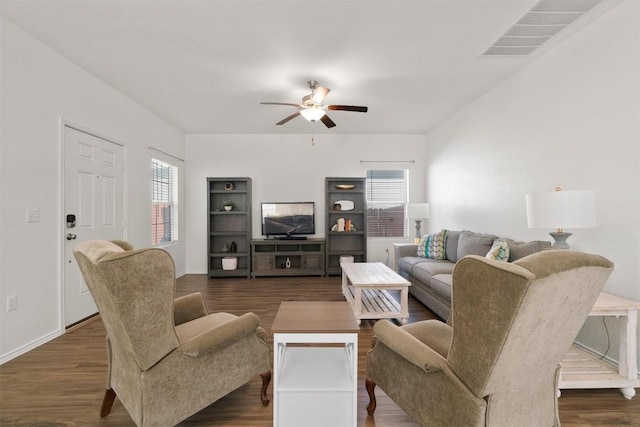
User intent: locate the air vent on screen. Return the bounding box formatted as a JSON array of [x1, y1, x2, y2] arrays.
[[482, 0, 602, 56]]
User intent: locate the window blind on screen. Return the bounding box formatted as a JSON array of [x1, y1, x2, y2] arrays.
[[366, 170, 408, 237], [152, 158, 178, 245]]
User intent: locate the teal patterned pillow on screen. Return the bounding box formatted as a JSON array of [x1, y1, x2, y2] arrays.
[[417, 230, 447, 259], [485, 240, 510, 262]]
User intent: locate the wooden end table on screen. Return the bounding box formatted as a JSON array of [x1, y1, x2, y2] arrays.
[[340, 262, 411, 325], [271, 301, 359, 427], [559, 292, 640, 399]]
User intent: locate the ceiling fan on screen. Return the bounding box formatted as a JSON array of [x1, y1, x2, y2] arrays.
[[260, 80, 368, 128]]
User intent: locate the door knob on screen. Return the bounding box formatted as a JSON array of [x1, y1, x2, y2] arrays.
[[66, 233, 77, 240]]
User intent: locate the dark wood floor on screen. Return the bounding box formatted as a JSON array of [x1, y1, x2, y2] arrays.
[[1, 275, 639, 426]]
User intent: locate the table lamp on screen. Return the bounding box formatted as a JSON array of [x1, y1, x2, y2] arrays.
[[525, 187, 596, 249], [408, 203, 430, 244]]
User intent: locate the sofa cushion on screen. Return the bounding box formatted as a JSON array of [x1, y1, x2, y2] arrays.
[[412, 260, 455, 287], [457, 231, 498, 259], [486, 240, 510, 262], [417, 230, 447, 259], [430, 274, 453, 300], [445, 230, 461, 263], [398, 256, 429, 272], [504, 239, 552, 262]]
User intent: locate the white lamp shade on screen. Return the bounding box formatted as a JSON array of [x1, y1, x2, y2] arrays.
[[526, 190, 596, 229], [407, 203, 430, 219], [300, 107, 326, 122]]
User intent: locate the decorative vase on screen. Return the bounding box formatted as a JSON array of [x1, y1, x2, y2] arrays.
[[285, 257, 291, 269]]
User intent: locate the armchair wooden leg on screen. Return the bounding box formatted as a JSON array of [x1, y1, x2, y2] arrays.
[[100, 388, 116, 417], [260, 370, 271, 406], [365, 378, 377, 416]]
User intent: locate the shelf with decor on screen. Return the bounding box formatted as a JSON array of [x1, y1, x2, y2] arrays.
[[325, 177, 367, 276], [207, 177, 252, 278]]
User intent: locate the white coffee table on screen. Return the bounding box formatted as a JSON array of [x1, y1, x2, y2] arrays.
[[341, 262, 411, 325]]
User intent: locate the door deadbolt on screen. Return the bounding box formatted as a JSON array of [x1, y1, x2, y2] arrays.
[[66, 214, 76, 228]]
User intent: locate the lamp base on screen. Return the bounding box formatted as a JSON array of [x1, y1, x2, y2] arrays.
[[549, 231, 572, 249], [414, 220, 422, 245]]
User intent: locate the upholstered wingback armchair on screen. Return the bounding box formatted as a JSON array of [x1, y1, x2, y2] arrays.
[[366, 250, 613, 426], [73, 240, 271, 427]]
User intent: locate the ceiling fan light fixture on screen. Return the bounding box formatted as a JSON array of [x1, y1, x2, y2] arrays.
[[261, 80, 367, 128], [300, 107, 326, 122]]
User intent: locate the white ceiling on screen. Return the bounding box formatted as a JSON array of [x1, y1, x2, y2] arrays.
[[0, 0, 620, 134]]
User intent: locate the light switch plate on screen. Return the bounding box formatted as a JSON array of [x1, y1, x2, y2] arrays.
[[26, 209, 40, 223], [7, 295, 17, 312]]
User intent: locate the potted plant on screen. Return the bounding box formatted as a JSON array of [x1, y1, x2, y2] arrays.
[[222, 200, 236, 211]]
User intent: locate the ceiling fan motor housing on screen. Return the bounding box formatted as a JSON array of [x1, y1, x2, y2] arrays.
[[301, 94, 319, 108]]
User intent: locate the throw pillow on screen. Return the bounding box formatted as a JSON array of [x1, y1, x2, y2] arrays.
[[444, 230, 461, 263], [456, 231, 498, 259], [417, 230, 447, 259], [486, 240, 510, 262]]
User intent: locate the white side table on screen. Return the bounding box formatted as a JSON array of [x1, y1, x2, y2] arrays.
[[559, 292, 640, 399], [271, 301, 359, 427]]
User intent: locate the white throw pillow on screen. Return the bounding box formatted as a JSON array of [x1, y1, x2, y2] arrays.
[[486, 240, 510, 262]]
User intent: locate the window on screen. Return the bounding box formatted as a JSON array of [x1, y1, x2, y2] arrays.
[[366, 169, 408, 237], [152, 158, 178, 245]]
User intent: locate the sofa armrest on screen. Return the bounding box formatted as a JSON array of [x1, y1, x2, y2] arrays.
[[178, 312, 261, 357], [174, 292, 209, 326], [372, 320, 448, 373], [393, 243, 418, 270]]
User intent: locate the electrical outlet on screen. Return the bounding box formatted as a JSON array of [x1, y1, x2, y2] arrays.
[[26, 209, 40, 223], [7, 295, 17, 312]]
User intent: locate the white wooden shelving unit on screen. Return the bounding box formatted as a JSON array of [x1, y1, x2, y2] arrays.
[[271, 302, 359, 427]]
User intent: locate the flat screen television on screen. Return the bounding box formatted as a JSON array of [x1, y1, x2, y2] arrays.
[[261, 202, 315, 238]]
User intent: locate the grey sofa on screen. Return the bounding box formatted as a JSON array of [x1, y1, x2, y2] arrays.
[[395, 230, 551, 320]]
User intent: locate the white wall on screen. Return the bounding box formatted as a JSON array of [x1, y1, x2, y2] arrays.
[[0, 19, 185, 362], [185, 133, 426, 273], [423, 1, 640, 362]]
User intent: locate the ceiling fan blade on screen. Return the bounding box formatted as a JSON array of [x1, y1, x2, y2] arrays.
[[276, 112, 301, 125], [261, 102, 301, 107], [328, 105, 368, 113], [320, 114, 336, 128], [312, 86, 331, 103]]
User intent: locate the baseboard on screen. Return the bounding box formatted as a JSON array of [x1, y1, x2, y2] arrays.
[[573, 341, 618, 368], [0, 329, 62, 365], [65, 313, 100, 333]]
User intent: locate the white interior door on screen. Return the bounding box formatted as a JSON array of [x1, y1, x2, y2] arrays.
[[63, 125, 125, 327]]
